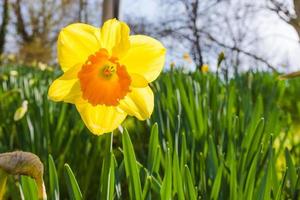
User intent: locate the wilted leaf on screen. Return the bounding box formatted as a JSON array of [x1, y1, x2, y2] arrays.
[[0, 151, 46, 200]]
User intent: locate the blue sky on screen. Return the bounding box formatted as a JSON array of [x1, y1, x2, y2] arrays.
[[121, 0, 159, 20]]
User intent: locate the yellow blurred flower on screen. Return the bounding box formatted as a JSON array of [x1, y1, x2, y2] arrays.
[[38, 62, 47, 71], [201, 64, 209, 73], [29, 78, 36, 86], [183, 53, 192, 63], [48, 19, 166, 135], [274, 131, 294, 173], [14, 100, 28, 121], [9, 70, 18, 77], [7, 54, 16, 62]]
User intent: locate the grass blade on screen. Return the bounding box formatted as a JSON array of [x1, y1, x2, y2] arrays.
[[19, 176, 39, 200], [285, 148, 297, 191], [64, 164, 82, 200], [210, 164, 223, 200], [184, 165, 197, 200], [160, 148, 172, 200], [122, 129, 142, 200], [48, 155, 59, 200]]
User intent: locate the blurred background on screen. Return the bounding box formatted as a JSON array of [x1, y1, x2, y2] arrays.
[[0, 0, 300, 72]]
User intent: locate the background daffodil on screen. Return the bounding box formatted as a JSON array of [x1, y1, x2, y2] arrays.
[[48, 19, 166, 135], [201, 64, 209, 73]]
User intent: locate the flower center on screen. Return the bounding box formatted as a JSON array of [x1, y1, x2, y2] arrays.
[[78, 48, 131, 106], [102, 65, 115, 77]]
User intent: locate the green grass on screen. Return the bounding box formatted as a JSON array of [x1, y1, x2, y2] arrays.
[[0, 65, 300, 199]]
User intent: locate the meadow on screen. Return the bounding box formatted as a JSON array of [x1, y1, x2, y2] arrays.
[[1, 64, 300, 199]]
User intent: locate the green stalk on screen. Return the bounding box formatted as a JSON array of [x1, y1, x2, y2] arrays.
[[0, 169, 7, 200]]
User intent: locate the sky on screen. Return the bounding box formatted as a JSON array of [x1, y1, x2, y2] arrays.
[[255, 9, 300, 71], [121, 0, 300, 72], [3, 0, 300, 72], [121, 0, 159, 20]]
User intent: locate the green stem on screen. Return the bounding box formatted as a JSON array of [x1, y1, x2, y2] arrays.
[[0, 169, 8, 200]]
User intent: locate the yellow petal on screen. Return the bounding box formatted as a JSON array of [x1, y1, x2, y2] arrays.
[[121, 35, 166, 83], [119, 86, 154, 120], [48, 65, 82, 103], [58, 23, 101, 71], [75, 101, 127, 135], [101, 19, 130, 58], [131, 73, 148, 88]]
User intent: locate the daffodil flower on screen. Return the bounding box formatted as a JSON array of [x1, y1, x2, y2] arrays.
[[48, 19, 166, 135], [9, 70, 18, 77], [14, 100, 28, 121], [201, 64, 209, 73], [183, 52, 192, 63]]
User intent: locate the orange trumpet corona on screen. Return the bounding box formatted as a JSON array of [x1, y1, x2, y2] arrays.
[[78, 49, 131, 106]]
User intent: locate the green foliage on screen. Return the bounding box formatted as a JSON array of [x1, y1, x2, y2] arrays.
[[19, 176, 39, 200], [48, 155, 59, 200], [64, 164, 83, 200], [122, 129, 142, 200], [0, 170, 7, 199], [1, 66, 300, 199]]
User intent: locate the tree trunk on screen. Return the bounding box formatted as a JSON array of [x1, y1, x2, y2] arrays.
[[290, 0, 300, 39], [0, 0, 9, 55], [13, 0, 32, 43], [102, 0, 120, 23], [78, 0, 88, 22]]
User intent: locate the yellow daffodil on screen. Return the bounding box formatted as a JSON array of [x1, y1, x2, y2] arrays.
[[38, 62, 47, 71], [201, 64, 209, 73], [183, 53, 192, 63], [48, 19, 166, 135], [14, 100, 28, 121], [9, 70, 18, 77]]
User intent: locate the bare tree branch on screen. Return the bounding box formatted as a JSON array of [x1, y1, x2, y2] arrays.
[[200, 30, 278, 72], [268, 0, 300, 39]]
